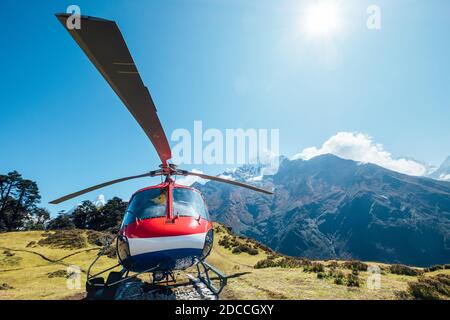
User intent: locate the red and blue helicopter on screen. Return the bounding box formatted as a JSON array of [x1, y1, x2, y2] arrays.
[[50, 14, 272, 298]]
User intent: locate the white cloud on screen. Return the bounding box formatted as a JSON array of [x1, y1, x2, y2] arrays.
[[292, 132, 427, 176], [175, 169, 207, 186], [439, 173, 450, 181]]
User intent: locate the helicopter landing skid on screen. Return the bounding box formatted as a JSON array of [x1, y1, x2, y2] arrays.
[[195, 260, 227, 295], [85, 236, 160, 299], [85, 236, 227, 299]]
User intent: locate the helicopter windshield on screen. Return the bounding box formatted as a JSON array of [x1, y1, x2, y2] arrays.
[[173, 188, 208, 219], [123, 188, 167, 226]]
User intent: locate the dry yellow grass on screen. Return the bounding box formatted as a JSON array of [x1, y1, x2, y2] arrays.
[[0, 230, 117, 300], [0, 225, 448, 300], [206, 224, 450, 300]]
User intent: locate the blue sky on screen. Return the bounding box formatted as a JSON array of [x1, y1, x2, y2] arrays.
[[1, 0, 449, 215]]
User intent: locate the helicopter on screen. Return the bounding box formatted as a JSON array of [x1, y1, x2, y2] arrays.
[[51, 13, 273, 298]]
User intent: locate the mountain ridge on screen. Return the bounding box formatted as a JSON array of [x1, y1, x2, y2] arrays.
[[194, 154, 450, 267]]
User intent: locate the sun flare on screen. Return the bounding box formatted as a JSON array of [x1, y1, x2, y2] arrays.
[[304, 1, 341, 37]]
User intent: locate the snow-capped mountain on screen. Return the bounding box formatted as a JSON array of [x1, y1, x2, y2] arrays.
[[65, 194, 107, 214], [220, 156, 287, 182], [429, 156, 450, 181], [195, 154, 450, 266], [93, 194, 106, 207], [392, 155, 450, 182]]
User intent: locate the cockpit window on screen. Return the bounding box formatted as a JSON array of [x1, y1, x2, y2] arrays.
[[123, 188, 167, 226], [173, 188, 208, 219]]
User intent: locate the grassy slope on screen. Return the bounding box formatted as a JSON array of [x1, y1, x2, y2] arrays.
[[0, 230, 117, 300], [206, 225, 450, 300], [0, 226, 448, 300]]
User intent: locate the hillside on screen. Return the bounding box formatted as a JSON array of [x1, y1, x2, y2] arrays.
[[195, 154, 450, 267], [1, 226, 449, 300]]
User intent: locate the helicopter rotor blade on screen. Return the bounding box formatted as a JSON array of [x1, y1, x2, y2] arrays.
[[55, 14, 172, 165], [49, 171, 161, 205], [179, 170, 273, 195]]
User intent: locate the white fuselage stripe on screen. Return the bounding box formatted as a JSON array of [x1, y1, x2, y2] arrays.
[[128, 233, 207, 256]]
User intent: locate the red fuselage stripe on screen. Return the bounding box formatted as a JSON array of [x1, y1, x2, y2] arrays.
[[121, 216, 213, 239]]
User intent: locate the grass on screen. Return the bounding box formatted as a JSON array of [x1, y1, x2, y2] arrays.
[[204, 224, 450, 300], [0, 224, 449, 300], [0, 230, 118, 300]]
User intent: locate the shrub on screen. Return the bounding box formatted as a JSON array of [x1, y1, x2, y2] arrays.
[[344, 260, 368, 272], [304, 262, 325, 273], [254, 257, 311, 269], [424, 264, 450, 272], [347, 273, 361, 287], [328, 261, 339, 269], [218, 235, 240, 249], [26, 241, 37, 248], [252, 242, 274, 254], [254, 258, 279, 269], [38, 230, 86, 249], [232, 244, 258, 255], [335, 278, 345, 285], [277, 257, 306, 268], [329, 270, 346, 285], [47, 270, 69, 278], [390, 264, 424, 276], [317, 272, 328, 279], [86, 230, 116, 258], [86, 230, 114, 246], [408, 274, 450, 300]]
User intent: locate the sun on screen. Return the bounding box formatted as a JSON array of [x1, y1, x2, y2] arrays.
[[304, 1, 341, 37]]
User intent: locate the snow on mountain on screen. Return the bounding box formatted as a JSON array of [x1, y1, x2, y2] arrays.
[[429, 156, 450, 181], [65, 194, 107, 214], [220, 156, 287, 182], [93, 194, 106, 207]]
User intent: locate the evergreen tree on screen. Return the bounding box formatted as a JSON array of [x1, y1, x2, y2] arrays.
[[47, 211, 75, 230], [0, 171, 42, 231], [72, 201, 97, 229], [99, 197, 127, 232]]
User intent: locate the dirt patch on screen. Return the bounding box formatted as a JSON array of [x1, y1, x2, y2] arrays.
[[62, 292, 86, 300], [47, 270, 70, 278], [1, 250, 22, 267], [3, 250, 15, 257], [0, 283, 14, 290]]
